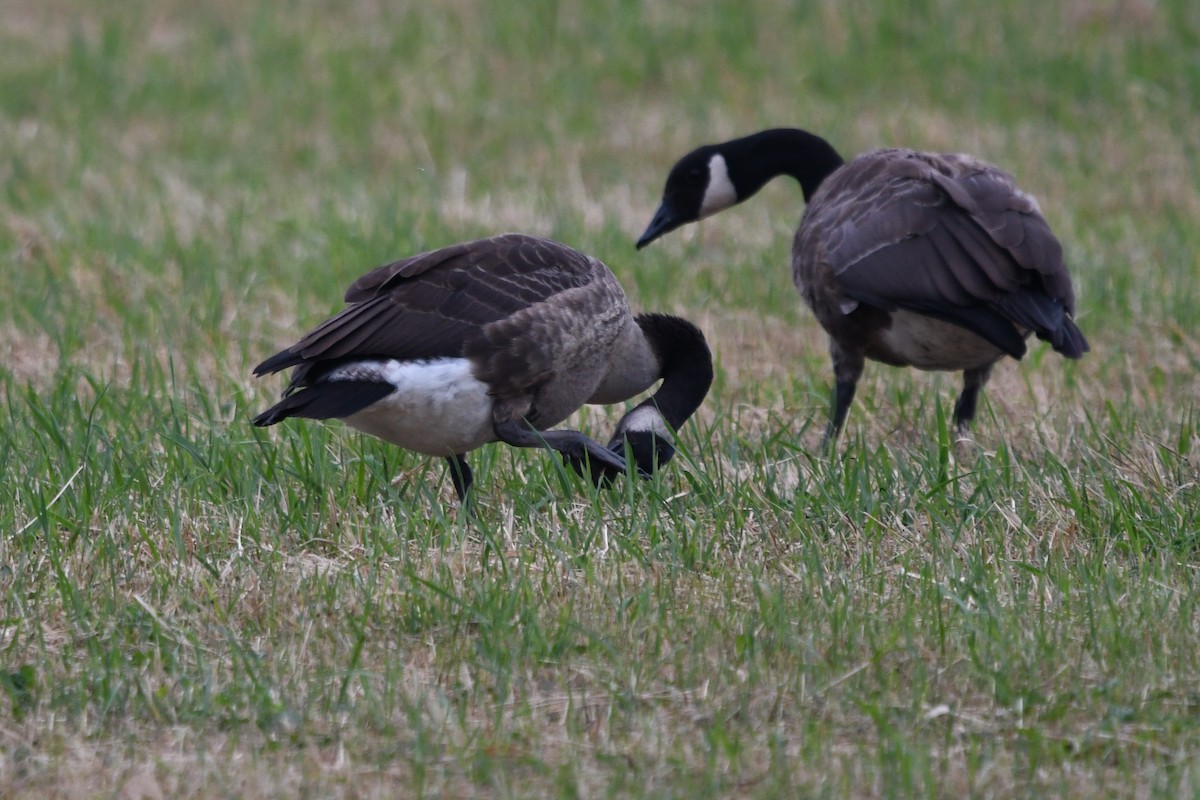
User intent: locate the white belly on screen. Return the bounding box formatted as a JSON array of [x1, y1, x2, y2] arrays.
[[331, 358, 496, 456], [878, 311, 1007, 371]]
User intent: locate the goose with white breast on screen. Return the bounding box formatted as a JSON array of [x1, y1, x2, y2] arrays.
[[637, 128, 1088, 444], [253, 233, 713, 502]]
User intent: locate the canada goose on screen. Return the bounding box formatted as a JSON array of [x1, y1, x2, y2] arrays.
[[637, 128, 1088, 443], [252, 233, 713, 502]]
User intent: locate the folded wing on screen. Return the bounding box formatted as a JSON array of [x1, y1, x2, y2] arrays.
[[813, 150, 1087, 359], [254, 234, 606, 378]]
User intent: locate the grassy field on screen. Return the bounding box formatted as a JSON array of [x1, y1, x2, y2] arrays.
[[2, 0, 1199, 797]]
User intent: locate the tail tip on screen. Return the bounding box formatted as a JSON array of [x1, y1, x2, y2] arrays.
[[251, 409, 280, 427]]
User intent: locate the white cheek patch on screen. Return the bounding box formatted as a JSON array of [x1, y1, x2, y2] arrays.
[[615, 404, 672, 439], [698, 153, 737, 218]]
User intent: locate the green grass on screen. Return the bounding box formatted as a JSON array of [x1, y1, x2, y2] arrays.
[[3, 0, 1200, 796]]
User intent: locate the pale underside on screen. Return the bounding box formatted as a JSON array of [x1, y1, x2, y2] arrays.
[[332, 358, 496, 456], [874, 309, 1013, 371]]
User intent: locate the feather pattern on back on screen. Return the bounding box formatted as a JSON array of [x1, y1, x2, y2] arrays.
[[795, 149, 1085, 358], [255, 234, 629, 403]]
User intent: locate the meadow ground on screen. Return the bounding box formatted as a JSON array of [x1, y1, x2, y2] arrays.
[[2, 1, 1199, 797]]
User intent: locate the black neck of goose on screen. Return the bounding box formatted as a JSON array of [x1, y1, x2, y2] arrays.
[[636, 313, 714, 430], [609, 314, 712, 475], [729, 128, 845, 204]]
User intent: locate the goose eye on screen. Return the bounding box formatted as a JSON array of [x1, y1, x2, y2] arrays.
[[686, 169, 705, 185]]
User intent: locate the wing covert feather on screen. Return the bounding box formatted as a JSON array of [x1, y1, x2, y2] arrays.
[[809, 150, 1075, 316], [255, 234, 619, 377]]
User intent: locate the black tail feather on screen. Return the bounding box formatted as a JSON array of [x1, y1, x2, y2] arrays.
[[992, 292, 1089, 359], [253, 348, 305, 376], [253, 380, 395, 426], [1038, 317, 1089, 359]]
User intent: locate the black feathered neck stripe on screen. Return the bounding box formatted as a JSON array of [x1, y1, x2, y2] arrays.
[[721, 128, 846, 204], [633, 313, 713, 431]]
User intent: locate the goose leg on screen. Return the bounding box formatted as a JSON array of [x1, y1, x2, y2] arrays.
[[953, 364, 994, 435], [824, 343, 865, 447], [492, 419, 638, 484], [444, 454, 474, 502]]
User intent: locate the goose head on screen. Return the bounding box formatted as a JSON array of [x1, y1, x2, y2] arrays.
[[609, 313, 712, 476], [608, 404, 678, 474], [637, 145, 740, 249], [637, 128, 847, 249]]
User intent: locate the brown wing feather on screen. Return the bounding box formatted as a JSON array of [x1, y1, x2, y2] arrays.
[[802, 149, 1083, 354], [926, 165, 1072, 305], [254, 234, 616, 378]]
